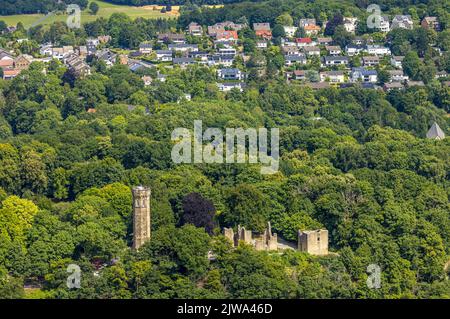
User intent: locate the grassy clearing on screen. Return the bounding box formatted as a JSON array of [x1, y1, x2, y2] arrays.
[[0, 1, 180, 28]]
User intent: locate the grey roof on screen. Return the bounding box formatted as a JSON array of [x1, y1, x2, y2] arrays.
[[156, 50, 172, 55], [219, 68, 240, 75], [324, 56, 349, 61], [173, 57, 195, 64], [285, 55, 306, 61], [352, 67, 377, 76], [426, 122, 445, 140], [168, 44, 198, 49]]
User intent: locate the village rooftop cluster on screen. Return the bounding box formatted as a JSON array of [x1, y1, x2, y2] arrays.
[[0, 14, 449, 95]]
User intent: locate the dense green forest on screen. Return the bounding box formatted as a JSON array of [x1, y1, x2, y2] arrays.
[[0, 0, 449, 299], [0, 0, 89, 15]]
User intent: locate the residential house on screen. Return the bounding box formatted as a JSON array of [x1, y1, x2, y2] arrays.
[[282, 46, 301, 56], [435, 71, 448, 79], [391, 15, 413, 30], [345, 44, 364, 56], [351, 67, 377, 83], [75, 45, 86, 56], [343, 17, 358, 33], [326, 46, 341, 55], [208, 54, 234, 67], [217, 68, 244, 81], [208, 21, 245, 37], [383, 82, 404, 91], [156, 50, 173, 62], [296, 37, 315, 47], [86, 38, 100, 46], [139, 43, 153, 54], [86, 42, 97, 55], [41, 46, 74, 60], [253, 23, 272, 39], [157, 33, 186, 44], [218, 47, 237, 56], [388, 70, 408, 82], [285, 54, 307, 66], [323, 56, 349, 66], [168, 43, 199, 53], [96, 49, 117, 67], [64, 53, 91, 78], [366, 44, 391, 56], [421, 17, 440, 31], [304, 25, 321, 36], [362, 55, 380, 67], [187, 22, 203, 36], [317, 37, 333, 46], [320, 71, 345, 83], [14, 55, 31, 70], [173, 57, 195, 67], [2, 69, 20, 80], [377, 16, 390, 32], [215, 30, 238, 42], [299, 18, 316, 28], [304, 46, 320, 57], [391, 56, 404, 69], [283, 26, 298, 37], [217, 82, 245, 92], [189, 51, 209, 63], [0, 49, 14, 69], [291, 70, 306, 81]]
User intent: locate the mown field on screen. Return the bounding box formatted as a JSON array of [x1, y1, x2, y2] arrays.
[[0, 0, 180, 28]]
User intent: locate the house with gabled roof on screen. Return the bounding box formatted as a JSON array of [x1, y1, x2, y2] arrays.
[[253, 23, 272, 39], [421, 17, 440, 31], [391, 15, 413, 30], [351, 67, 377, 83]]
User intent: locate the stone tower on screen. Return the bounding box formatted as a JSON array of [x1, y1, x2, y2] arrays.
[[132, 186, 151, 250], [298, 229, 328, 256]]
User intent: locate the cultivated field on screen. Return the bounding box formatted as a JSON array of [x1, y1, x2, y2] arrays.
[[0, 1, 180, 28]]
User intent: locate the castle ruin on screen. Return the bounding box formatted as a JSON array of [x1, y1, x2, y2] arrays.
[[132, 186, 151, 250], [224, 224, 329, 256], [298, 229, 328, 256], [223, 222, 278, 251]]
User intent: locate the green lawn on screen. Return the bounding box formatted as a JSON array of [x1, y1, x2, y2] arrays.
[[0, 1, 179, 28]]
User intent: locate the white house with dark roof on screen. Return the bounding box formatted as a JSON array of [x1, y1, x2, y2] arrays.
[[323, 56, 349, 66], [351, 67, 377, 83], [366, 45, 391, 56], [285, 55, 307, 66], [217, 68, 244, 81], [156, 50, 173, 62], [388, 70, 408, 82]]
